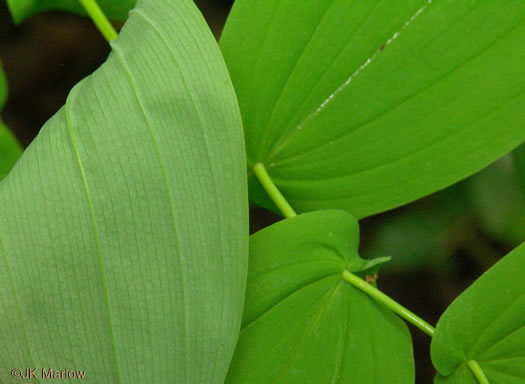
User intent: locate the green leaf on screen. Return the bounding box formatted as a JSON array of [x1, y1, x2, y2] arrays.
[[0, 62, 22, 180], [226, 210, 414, 384], [0, 122, 21, 180], [0, 0, 248, 382], [431, 243, 525, 383], [221, 0, 525, 218], [7, 0, 136, 23]]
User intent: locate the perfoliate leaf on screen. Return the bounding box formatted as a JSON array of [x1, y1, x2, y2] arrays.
[[7, 0, 136, 23], [0, 62, 22, 180], [0, 0, 248, 383], [221, 0, 525, 218], [226, 210, 414, 384], [431, 243, 525, 383]]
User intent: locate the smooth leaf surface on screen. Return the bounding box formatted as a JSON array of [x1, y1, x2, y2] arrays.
[[431, 243, 525, 383], [221, 0, 525, 218], [226, 210, 414, 384], [0, 62, 22, 180], [7, 0, 136, 23], [0, 0, 248, 383]]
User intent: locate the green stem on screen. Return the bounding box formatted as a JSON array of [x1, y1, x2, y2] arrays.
[[253, 163, 297, 218], [78, 0, 118, 42], [252, 164, 489, 381], [253, 163, 435, 337], [342, 270, 435, 337], [466, 360, 489, 384]]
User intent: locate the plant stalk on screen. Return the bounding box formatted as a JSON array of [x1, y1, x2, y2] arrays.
[[342, 270, 435, 336], [253, 163, 297, 218], [78, 0, 118, 42], [253, 163, 436, 337], [253, 164, 490, 382]]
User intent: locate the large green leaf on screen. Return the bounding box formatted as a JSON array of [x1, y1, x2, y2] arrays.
[[221, 0, 525, 218], [226, 210, 414, 384], [0, 0, 248, 382], [431, 243, 525, 383], [7, 0, 136, 23], [0, 62, 22, 180]]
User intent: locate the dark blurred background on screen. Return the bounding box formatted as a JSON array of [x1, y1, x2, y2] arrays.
[[1, 2, 522, 383]]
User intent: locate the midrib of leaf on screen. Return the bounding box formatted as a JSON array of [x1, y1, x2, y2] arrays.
[[263, 0, 434, 162], [0, 232, 41, 384], [271, 84, 525, 189], [270, 10, 525, 166], [258, 0, 384, 166]]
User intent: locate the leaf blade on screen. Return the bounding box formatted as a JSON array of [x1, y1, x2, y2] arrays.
[[431, 243, 525, 383], [221, 0, 525, 218], [0, 62, 22, 181], [227, 211, 414, 384], [0, 0, 248, 383]]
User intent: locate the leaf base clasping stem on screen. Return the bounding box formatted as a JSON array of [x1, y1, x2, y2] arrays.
[[253, 162, 435, 333], [252, 160, 490, 384], [466, 360, 489, 384], [253, 162, 436, 335]]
